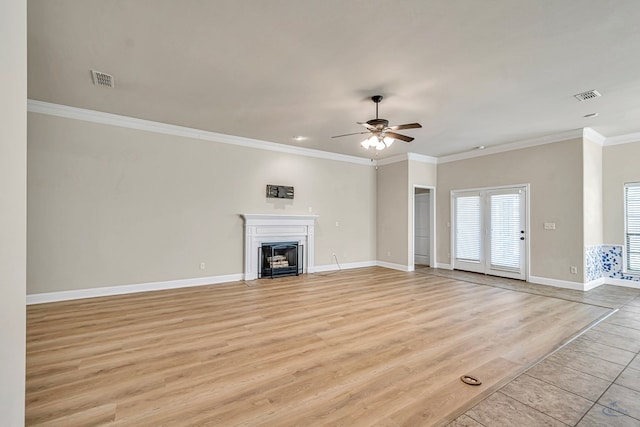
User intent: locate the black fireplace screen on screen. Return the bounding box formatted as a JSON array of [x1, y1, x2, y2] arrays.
[[259, 242, 303, 278]]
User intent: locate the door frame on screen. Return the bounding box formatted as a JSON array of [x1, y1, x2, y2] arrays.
[[410, 185, 436, 271], [450, 183, 531, 281]]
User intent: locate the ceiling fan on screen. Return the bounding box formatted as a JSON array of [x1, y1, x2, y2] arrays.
[[332, 95, 422, 150]]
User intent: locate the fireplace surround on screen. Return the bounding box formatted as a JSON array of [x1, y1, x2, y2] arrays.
[[241, 214, 318, 280]]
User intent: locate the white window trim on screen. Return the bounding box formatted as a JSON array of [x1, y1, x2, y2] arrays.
[[624, 182, 640, 275]]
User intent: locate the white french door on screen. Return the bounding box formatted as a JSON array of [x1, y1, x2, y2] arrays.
[[453, 186, 527, 280]]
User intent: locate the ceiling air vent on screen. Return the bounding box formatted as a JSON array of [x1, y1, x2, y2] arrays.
[[91, 70, 114, 88], [574, 90, 601, 101]]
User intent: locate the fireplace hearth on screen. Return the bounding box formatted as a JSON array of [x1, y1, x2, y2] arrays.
[[259, 242, 303, 279]]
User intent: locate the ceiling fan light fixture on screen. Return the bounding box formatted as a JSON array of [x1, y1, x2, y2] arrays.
[[333, 95, 421, 149], [361, 135, 376, 149]]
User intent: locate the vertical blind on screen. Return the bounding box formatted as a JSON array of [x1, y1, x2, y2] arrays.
[[455, 195, 481, 261], [625, 183, 640, 273], [490, 193, 521, 271]]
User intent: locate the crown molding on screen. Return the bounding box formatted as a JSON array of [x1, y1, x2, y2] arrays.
[[407, 152, 438, 164], [583, 127, 606, 146], [438, 129, 584, 164], [605, 131, 640, 146], [27, 101, 640, 164], [27, 100, 373, 166], [375, 152, 438, 167], [375, 154, 410, 166]]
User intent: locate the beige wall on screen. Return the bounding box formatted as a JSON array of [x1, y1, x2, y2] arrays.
[[27, 113, 376, 294], [376, 161, 409, 265], [583, 139, 603, 247], [0, 0, 27, 421], [408, 159, 437, 187], [603, 140, 640, 244], [437, 138, 585, 282]]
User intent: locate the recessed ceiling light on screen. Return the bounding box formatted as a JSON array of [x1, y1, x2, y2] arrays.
[[292, 136, 306, 141], [476, 145, 486, 150], [584, 113, 599, 118]]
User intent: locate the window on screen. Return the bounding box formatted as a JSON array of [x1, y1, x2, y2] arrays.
[[625, 183, 640, 273]]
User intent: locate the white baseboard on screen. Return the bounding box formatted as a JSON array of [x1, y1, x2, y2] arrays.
[[30, 268, 635, 306], [530, 276, 640, 291], [312, 260, 377, 273], [26, 273, 244, 305], [605, 278, 640, 289], [376, 261, 411, 272], [528, 275, 586, 291], [434, 263, 453, 270], [584, 277, 606, 291]]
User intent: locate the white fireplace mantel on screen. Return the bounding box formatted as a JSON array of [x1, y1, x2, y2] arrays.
[[241, 214, 319, 280]]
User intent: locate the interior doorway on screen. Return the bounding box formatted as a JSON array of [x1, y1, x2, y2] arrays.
[[412, 186, 435, 270]]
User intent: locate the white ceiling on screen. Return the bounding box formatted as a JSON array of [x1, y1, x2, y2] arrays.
[[27, 0, 640, 159]]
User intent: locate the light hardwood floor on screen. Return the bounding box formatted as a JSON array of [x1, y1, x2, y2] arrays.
[[26, 267, 612, 426]]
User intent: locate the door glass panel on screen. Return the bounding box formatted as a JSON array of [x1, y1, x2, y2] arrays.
[[490, 193, 521, 271], [455, 195, 481, 262]]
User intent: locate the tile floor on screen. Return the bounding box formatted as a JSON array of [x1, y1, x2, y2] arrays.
[[434, 270, 640, 427]]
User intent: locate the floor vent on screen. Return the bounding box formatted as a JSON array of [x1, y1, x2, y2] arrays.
[[91, 70, 114, 88], [574, 90, 601, 101]]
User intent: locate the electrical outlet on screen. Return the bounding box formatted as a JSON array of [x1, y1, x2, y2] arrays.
[[570, 266, 577, 274], [387, 251, 391, 257], [335, 221, 340, 227], [200, 262, 206, 270]]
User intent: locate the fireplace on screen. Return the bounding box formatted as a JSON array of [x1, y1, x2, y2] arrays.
[[260, 242, 303, 278], [241, 214, 318, 280]]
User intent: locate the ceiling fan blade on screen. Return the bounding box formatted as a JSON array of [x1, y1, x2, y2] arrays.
[[388, 122, 422, 131], [331, 131, 370, 139], [384, 131, 414, 143], [357, 122, 376, 131]]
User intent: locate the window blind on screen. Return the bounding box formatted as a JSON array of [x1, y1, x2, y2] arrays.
[[625, 183, 640, 273], [490, 193, 521, 271], [455, 195, 481, 262]]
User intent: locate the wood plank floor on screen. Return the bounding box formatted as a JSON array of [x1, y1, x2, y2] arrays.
[[26, 267, 612, 426]]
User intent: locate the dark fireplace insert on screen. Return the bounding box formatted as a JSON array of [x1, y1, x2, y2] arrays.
[[259, 242, 303, 278]]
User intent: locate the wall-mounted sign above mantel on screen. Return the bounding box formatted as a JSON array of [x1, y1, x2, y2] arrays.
[[266, 185, 294, 199]]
